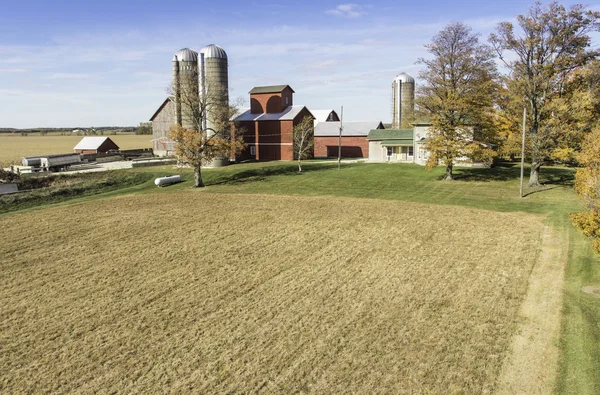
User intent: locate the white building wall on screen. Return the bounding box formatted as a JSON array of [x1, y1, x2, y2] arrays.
[[414, 125, 430, 166], [368, 141, 384, 161]]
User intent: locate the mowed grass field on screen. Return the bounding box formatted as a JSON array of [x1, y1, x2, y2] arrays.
[[1, 192, 543, 393], [0, 134, 152, 166]]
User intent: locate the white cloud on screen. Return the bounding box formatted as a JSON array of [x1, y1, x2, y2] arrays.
[[309, 59, 339, 69], [0, 68, 27, 73], [48, 73, 91, 80], [325, 4, 365, 18]]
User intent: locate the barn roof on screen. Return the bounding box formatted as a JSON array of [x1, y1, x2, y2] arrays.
[[248, 85, 295, 94], [150, 97, 174, 121], [73, 137, 119, 151], [315, 121, 384, 137], [311, 109, 339, 123], [234, 105, 313, 122]]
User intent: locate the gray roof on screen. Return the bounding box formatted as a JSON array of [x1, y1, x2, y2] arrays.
[[315, 121, 384, 137], [234, 105, 312, 122], [249, 85, 294, 94], [173, 48, 198, 62], [393, 72, 414, 83], [200, 44, 227, 59], [73, 137, 117, 150]]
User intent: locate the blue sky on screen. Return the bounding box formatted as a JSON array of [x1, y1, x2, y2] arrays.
[[0, 0, 598, 128]]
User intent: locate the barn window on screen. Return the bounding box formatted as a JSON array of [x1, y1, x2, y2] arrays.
[[285, 97, 289, 105], [250, 146, 256, 156]]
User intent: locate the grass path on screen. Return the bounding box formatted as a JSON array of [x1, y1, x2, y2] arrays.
[[497, 224, 566, 394]]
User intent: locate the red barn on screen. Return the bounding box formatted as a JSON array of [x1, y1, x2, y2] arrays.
[[233, 85, 314, 161], [314, 121, 384, 158], [73, 137, 120, 154]]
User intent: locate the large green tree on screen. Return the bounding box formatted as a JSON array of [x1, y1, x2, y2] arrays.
[[490, 2, 600, 186], [416, 22, 499, 180]]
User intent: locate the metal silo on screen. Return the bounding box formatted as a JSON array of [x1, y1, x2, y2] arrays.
[[199, 44, 229, 167], [172, 48, 199, 130], [391, 72, 415, 129]]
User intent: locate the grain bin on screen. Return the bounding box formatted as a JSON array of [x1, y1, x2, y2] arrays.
[[391, 73, 415, 129], [172, 48, 199, 130], [199, 44, 229, 167]]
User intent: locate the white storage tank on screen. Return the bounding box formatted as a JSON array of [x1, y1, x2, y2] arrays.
[[154, 175, 182, 187], [22, 156, 42, 167]]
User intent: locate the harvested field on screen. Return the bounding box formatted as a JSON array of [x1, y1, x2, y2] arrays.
[[0, 192, 544, 393], [0, 134, 152, 166]]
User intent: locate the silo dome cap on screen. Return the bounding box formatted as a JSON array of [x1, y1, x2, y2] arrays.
[[200, 44, 228, 59], [393, 72, 415, 83], [173, 48, 198, 62]]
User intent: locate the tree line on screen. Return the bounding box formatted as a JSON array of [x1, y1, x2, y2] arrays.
[[417, 2, 599, 184], [415, 1, 600, 253]]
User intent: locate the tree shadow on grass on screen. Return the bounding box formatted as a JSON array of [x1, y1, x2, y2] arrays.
[[453, 162, 575, 186], [522, 185, 563, 198], [208, 162, 344, 186]]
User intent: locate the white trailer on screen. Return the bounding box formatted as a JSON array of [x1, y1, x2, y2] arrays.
[[40, 154, 82, 171]]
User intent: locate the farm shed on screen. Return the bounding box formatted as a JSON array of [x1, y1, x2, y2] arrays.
[[314, 121, 384, 159], [73, 137, 120, 154]]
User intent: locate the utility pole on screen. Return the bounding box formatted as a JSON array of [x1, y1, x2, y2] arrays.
[[338, 106, 343, 170], [520, 107, 526, 198]]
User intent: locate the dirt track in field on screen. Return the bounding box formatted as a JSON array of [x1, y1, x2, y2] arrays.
[[496, 225, 566, 394], [1, 192, 544, 393]]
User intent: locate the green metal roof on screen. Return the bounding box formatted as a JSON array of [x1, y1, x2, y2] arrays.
[[249, 85, 295, 94], [380, 139, 413, 146], [367, 128, 414, 140]]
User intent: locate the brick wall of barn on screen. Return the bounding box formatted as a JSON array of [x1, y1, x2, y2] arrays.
[[314, 136, 369, 158], [250, 87, 294, 114]]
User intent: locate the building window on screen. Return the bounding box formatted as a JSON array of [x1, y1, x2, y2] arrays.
[[250, 146, 256, 156], [408, 146, 414, 156], [285, 97, 289, 105]]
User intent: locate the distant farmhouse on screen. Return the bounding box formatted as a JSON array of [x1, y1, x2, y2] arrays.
[[73, 137, 119, 154]]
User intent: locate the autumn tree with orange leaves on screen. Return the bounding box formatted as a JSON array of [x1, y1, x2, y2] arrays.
[[572, 127, 600, 254]]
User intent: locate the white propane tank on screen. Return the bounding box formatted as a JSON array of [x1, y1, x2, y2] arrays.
[[154, 175, 182, 187]]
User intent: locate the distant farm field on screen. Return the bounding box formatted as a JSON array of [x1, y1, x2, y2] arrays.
[[0, 134, 152, 166], [0, 192, 544, 393]]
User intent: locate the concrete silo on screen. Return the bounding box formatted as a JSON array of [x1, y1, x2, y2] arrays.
[[172, 48, 199, 130], [199, 44, 229, 167], [391, 72, 415, 129]]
